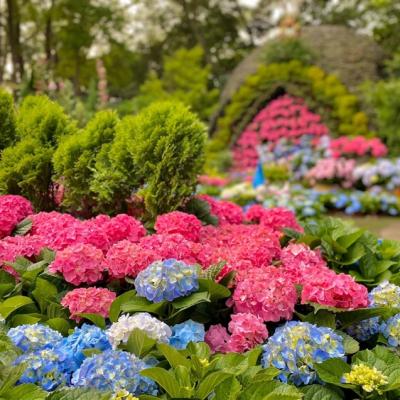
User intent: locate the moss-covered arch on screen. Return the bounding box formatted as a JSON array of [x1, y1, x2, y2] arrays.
[[209, 60, 370, 153]]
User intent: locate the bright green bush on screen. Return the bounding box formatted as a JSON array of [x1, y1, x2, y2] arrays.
[[90, 116, 140, 214], [210, 61, 370, 158], [132, 47, 219, 121], [0, 95, 74, 209], [53, 110, 119, 213], [16, 95, 74, 145], [363, 79, 400, 154], [0, 138, 54, 210], [129, 101, 207, 218], [0, 89, 16, 151]]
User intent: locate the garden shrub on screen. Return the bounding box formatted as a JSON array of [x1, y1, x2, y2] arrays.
[[0, 89, 16, 151], [16, 95, 74, 145], [363, 79, 400, 155], [90, 116, 140, 214], [263, 38, 315, 65], [53, 110, 120, 214], [129, 101, 207, 218], [0, 95, 74, 209], [209, 61, 370, 163]]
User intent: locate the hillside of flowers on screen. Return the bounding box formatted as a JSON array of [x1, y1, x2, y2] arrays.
[[205, 95, 400, 218], [0, 191, 400, 400]]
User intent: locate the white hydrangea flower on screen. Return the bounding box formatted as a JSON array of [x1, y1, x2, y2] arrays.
[[107, 313, 172, 349]]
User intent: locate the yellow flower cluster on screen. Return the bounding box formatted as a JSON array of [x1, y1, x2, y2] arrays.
[[343, 363, 388, 394], [112, 390, 139, 400]]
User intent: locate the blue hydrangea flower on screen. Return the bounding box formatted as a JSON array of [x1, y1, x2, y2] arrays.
[[7, 324, 62, 352], [15, 347, 70, 391], [380, 314, 400, 347], [346, 317, 380, 341], [134, 259, 199, 302], [262, 321, 345, 386], [72, 349, 157, 396], [57, 324, 111, 371], [369, 281, 400, 308], [169, 320, 205, 349]]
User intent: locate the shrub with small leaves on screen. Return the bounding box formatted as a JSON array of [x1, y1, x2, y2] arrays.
[[0, 89, 16, 151], [129, 101, 207, 217]]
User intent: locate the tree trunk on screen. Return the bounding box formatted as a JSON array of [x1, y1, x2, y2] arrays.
[[6, 0, 24, 82], [45, 0, 55, 67]]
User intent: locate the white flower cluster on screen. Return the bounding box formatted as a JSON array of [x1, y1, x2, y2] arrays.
[[107, 313, 172, 349]]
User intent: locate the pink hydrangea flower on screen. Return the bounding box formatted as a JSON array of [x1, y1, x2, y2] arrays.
[[280, 243, 330, 285], [198, 195, 243, 225], [140, 233, 200, 264], [301, 270, 369, 309], [102, 214, 146, 245], [205, 324, 231, 353], [61, 287, 116, 322], [228, 313, 268, 352], [104, 240, 159, 279], [49, 243, 105, 286], [205, 313, 268, 353], [155, 211, 202, 242], [230, 266, 298, 322], [0, 195, 34, 238], [258, 207, 303, 233]]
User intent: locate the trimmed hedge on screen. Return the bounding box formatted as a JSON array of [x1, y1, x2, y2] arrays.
[[210, 61, 370, 154]]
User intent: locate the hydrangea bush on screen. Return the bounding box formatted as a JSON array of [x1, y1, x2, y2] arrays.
[[0, 193, 399, 399]]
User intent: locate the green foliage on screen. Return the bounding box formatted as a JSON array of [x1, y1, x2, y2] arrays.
[[263, 38, 315, 65], [209, 61, 370, 166], [315, 346, 400, 399], [53, 110, 119, 213], [129, 101, 207, 218], [287, 216, 400, 286], [263, 163, 290, 182], [138, 341, 301, 400], [110, 276, 230, 325], [363, 79, 400, 154], [0, 95, 75, 209], [0, 252, 71, 335], [133, 47, 219, 121], [16, 95, 74, 145], [0, 89, 16, 151]]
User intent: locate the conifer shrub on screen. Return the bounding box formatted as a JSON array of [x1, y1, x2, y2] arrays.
[[129, 101, 207, 218], [0, 89, 16, 151], [53, 110, 120, 214], [0, 95, 74, 209], [90, 116, 140, 214]]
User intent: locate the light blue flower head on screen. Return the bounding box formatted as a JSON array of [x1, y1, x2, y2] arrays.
[[169, 320, 205, 349], [134, 259, 199, 303], [57, 323, 111, 371], [380, 313, 400, 347], [262, 321, 345, 386], [7, 323, 63, 352], [72, 349, 157, 396], [15, 347, 70, 391]]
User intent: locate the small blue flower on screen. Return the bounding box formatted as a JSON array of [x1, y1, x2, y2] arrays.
[[380, 314, 400, 347], [7, 324, 62, 352], [169, 320, 205, 349], [346, 317, 380, 341], [135, 259, 199, 303], [72, 349, 157, 396], [15, 347, 70, 391], [57, 324, 111, 371], [369, 281, 400, 308], [262, 321, 345, 386]]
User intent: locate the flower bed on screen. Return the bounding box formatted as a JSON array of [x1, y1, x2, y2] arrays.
[[0, 194, 400, 399]]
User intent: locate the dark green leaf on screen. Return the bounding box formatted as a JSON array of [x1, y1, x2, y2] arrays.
[[109, 290, 137, 322], [124, 329, 157, 357], [141, 367, 182, 398], [76, 313, 106, 329]]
